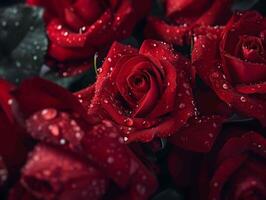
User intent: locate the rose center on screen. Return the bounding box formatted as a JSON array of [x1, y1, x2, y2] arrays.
[[239, 35, 265, 63]]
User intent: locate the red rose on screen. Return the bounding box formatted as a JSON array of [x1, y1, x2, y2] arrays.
[[27, 0, 151, 75], [145, 0, 233, 46], [194, 131, 266, 200], [192, 11, 266, 125], [10, 78, 157, 200], [75, 40, 195, 142], [21, 144, 109, 200], [0, 80, 28, 188]]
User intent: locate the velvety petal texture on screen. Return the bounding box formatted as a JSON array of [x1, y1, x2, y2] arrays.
[[76, 40, 195, 142], [144, 0, 233, 46], [27, 0, 151, 74], [0, 80, 28, 188], [192, 11, 266, 126], [195, 131, 266, 200], [6, 78, 157, 200]]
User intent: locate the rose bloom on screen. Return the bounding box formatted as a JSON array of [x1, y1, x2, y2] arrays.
[[75, 39, 225, 152], [194, 131, 266, 200], [75, 39, 195, 142], [145, 0, 233, 46], [192, 11, 266, 125], [26, 0, 151, 75], [2, 78, 157, 200]]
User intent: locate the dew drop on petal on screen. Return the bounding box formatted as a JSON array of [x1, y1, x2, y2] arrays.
[[124, 118, 133, 126], [41, 109, 57, 120], [48, 124, 60, 136], [222, 83, 228, 90], [123, 137, 128, 142], [57, 25, 62, 30], [213, 182, 219, 187], [179, 103, 186, 109], [7, 99, 13, 105], [59, 138, 66, 145], [107, 157, 114, 164], [240, 96, 247, 103]]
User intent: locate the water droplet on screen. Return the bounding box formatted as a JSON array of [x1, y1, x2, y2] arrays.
[[107, 57, 112, 62], [179, 103, 185, 109], [1, 21, 7, 27], [124, 137, 128, 142], [7, 99, 13, 105], [240, 96, 247, 102], [103, 99, 109, 104], [57, 25, 62, 30], [107, 157, 114, 164], [124, 118, 133, 126], [59, 138, 66, 145], [63, 32, 69, 36], [41, 109, 57, 120], [213, 182, 219, 187], [33, 55, 38, 61], [222, 83, 228, 90], [75, 132, 82, 139], [48, 124, 60, 136], [79, 26, 86, 34], [16, 61, 21, 67]]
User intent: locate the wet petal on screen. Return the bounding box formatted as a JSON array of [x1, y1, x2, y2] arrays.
[[21, 144, 108, 200]]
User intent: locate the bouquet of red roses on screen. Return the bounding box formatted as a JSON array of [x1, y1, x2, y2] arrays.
[[0, 0, 265, 199]]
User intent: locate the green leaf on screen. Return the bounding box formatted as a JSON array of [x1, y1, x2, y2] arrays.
[[232, 0, 259, 11], [0, 4, 48, 83], [152, 189, 184, 200], [151, 0, 164, 17]]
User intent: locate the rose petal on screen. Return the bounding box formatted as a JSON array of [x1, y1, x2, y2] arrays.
[[192, 31, 266, 126], [170, 115, 225, 152], [21, 144, 108, 200], [144, 17, 188, 46], [208, 154, 247, 200], [26, 109, 86, 151], [81, 120, 158, 199], [14, 78, 87, 119]]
